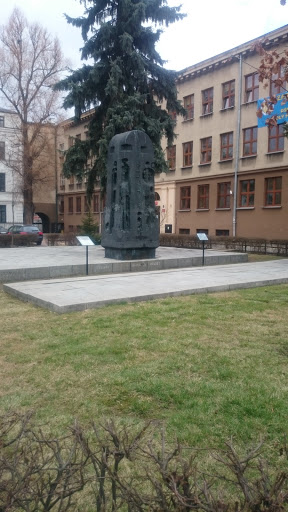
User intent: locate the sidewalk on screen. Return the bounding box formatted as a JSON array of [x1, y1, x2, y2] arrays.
[[4, 259, 288, 314]]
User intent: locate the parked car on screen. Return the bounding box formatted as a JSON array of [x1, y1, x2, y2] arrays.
[[0, 226, 7, 234], [7, 225, 43, 245]]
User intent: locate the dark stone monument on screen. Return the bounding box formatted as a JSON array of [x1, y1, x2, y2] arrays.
[[101, 130, 159, 260]]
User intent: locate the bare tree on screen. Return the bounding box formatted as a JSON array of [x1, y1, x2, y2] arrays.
[[0, 8, 66, 224]]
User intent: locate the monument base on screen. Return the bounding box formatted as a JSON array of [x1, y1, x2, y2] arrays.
[[104, 247, 156, 260]]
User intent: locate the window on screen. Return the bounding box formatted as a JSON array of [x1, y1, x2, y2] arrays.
[[0, 205, 6, 223], [216, 229, 229, 236], [76, 177, 82, 189], [68, 197, 73, 214], [265, 177, 282, 206], [179, 228, 190, 235], [268, 124, 284, 153], [245, 73, 259, 102], [180, 186, 191, 209], [60, 174, 65, 190], [0, 142, 5, 160], [167, 145, 176, 170], [202, 88, 213, 115], [168, 110, 177, 121], [69, 176, 74, 190], [217, 182, 231, 209], [197, 184, 209, 209], [75, 134, 81, 140], [270, 66, 286, 96], [220, 132, 233, 160], [0, 116, 4, 127], [93, 194, 99, 213], [0, 173, 5, 192], [183, 142, 193, 167], [59, 197, 64, 214], [243, 127, 257, 156], [184, 94, 194, 120], [200, 137, 212, 164], [76, 196, 82, 213], [222, 80, 235, 109], [239, 179, 255, 207], [84, 196, 89, 213], [196, 228, 208, 235]]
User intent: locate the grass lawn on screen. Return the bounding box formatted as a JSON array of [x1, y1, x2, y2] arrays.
[[1, 278, 288, 456]]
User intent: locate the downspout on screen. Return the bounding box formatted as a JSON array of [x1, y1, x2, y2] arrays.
[[54, 124, 58, 233], [233, 54, 242, 237]]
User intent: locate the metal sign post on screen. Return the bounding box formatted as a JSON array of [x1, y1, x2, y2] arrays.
[[196, 233, 209, 266], [76, 236, 95, 275]]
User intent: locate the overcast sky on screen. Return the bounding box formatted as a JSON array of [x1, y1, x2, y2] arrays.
[[1, 0, 287, 71]]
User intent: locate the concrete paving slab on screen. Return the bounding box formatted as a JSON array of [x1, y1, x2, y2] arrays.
[[0, 245, 247, 282], [4, 259, 288, 314]]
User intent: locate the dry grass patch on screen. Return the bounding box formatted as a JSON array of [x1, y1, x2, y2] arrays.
[[0, 284, 288, 457]]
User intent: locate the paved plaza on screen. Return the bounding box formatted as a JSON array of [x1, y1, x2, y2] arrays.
[[1, 245, 288, 313]]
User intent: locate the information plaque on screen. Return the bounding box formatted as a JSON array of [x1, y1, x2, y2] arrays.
[[76, 236, 95, 275], [196, 233, 208, 265], [76, 236, 95, 246], [196, 233, 208, 241]]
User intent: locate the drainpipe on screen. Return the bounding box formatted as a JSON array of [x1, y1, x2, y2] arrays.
[[54, 124, 58, 233], [233, 54, 242, 237]]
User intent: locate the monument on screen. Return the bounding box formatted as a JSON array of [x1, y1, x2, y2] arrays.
[[101, 130, 159, 260]]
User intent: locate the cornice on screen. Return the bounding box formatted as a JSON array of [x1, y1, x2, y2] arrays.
[[177, 24, 288, 83]]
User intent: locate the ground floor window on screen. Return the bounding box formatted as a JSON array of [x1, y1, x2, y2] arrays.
[[197, 184, 209, 209], [196, 228, 208, 235], [180, 186, 191, 210], [239, 179, 255, 207], [0, 205, 6, 223], [265, 176, 282, 206], [76, 197, 82, 213], [217, 182, 231, 208], [68, 197, 73, 214], [216, 229, 229, 236], [179, 228, 190, 234]]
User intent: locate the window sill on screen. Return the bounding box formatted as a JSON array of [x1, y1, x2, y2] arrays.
[[182, 118, 194, 123], [266, 150, 284, 156], [198, 162, 211, 167], [178, 209, 191, 212], [195, 209, 209, 212], [181, 166, 192, 170], [240, 154, 257, 159], [236, 207, 255, 210], [242, 100, 258, 106], [200, 113, 213, 118], [215, 208, 231, 211], [220, 106, 235, 112], [262, 206, 282, 209], [218, 158, 233, 163]]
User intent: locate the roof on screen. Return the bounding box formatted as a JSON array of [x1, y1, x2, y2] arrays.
[[0, 107, 17, 114], [177, 24, 288, 81]]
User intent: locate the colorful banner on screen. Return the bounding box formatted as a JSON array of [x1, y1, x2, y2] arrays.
[[257, 93, 288, 127]]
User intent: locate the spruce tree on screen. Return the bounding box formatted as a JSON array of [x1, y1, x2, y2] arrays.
[[56, 0, 186, 196]]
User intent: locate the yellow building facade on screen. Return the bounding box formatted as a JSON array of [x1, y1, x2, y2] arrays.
[[155, 24, 288, 240]]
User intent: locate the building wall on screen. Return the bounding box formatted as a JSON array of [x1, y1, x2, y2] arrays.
[[155, 25, 288, 240], [57, 112, 103, 234], [0, 109, 23, 227]]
